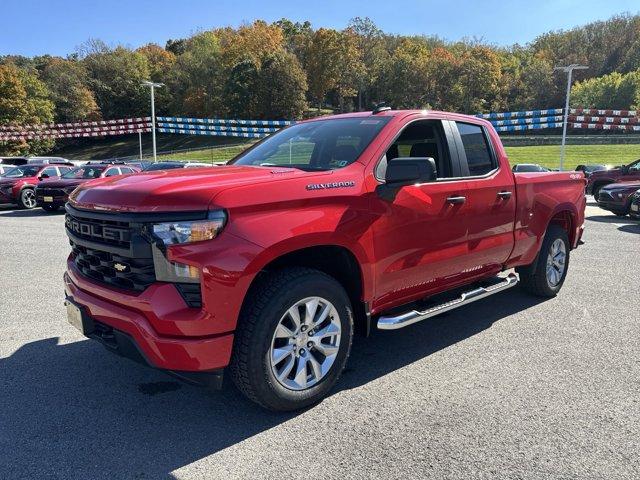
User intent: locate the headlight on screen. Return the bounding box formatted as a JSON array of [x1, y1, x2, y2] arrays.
[[152, 210, 227, 246]]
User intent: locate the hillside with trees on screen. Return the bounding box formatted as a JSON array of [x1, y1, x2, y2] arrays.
[[3, 14, 640, 155]]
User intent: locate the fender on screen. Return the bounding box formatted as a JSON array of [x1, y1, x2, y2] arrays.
[[240, 231, 375, 302]]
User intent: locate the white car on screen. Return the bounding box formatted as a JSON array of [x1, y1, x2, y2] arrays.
[[27, 156, 71, 164]]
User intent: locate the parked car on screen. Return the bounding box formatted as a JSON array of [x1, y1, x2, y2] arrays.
[[35, 162, 140, 212], [512, 163, 550, 173], [0, 156, 28, 166], [124, 161, 152, 171], [575, 164, 609, 178], [629, 189, 640, 219], [142, 161, 187, 171], [586, 158, 640, 197], [142, 161, 211, 171], [0, 163, 74, 208], [0, 164, 18, 175], [63, 108, 586, 411], [596, 181, 640, 216], [27, 156, 72, 165]]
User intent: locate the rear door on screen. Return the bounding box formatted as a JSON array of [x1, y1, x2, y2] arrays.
[[449, 120, 516, 276]]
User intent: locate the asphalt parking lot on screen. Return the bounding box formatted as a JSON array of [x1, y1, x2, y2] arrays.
[[0, 199, 638, 479]]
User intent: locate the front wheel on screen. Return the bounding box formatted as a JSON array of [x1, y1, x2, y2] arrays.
[[517, 225, 570, 298], [230, 267, 353, 411], [18, 188, 37, 209]]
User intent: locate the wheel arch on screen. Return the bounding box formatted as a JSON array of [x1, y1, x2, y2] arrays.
[[242, 243, 372, 336]]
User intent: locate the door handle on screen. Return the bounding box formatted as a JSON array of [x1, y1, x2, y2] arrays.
[[446, 196, 466, 204], [497, 191, 512, 199]]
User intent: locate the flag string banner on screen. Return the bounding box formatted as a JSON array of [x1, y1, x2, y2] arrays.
[[0, 117, 151, 132], [157, 116, 293, 127], [157, 128, 269, 138], [0, 127, 152, 141]]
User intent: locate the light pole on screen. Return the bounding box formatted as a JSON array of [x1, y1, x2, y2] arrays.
[[141, 81, 164, 162], [554, 64, 588, 171]]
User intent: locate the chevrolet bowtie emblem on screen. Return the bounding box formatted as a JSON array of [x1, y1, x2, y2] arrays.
[[114, 263, 129, 272]]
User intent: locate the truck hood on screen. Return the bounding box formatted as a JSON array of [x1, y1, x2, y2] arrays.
[[69, 165, 314, 212], [601, 181, 640, 192]]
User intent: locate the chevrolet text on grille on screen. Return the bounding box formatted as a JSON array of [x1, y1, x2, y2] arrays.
[[65, 215, 129, 242]]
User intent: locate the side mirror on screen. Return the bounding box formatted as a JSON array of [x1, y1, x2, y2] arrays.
[[39, 173, 49, 180], [376, 157, 437, 200], [385, 157, 437, 186]]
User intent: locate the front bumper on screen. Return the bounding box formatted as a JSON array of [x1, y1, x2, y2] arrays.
[[64, 265, 234, 376], [0, 190, 14, 203], [596, 197, 627, 213], [36, 192, 67, 206]]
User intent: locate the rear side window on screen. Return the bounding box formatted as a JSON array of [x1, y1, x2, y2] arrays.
[[455, 122, 496, 176]]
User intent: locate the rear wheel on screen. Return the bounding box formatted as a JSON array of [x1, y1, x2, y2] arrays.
[[518, 225, 570, 298], [18, 188, 37, 209], [230, 267, 353, 411]]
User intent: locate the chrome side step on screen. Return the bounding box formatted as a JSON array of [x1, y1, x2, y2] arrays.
[[377, 273, 519, 330]]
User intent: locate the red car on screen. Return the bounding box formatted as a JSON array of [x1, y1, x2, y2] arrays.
[[586, 158, 640, 197], [0, 162, 74, 209], [596, 180, 640, 216], [63, 109, 586, 411], [35, 162, 140, 212]]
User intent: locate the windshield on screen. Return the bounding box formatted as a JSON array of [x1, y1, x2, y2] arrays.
[[0, 165, 40, 178], [230, 117, 392, 171], [62, 166, 105, 179]]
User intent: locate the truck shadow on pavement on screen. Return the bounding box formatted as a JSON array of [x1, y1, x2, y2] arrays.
[[0, 207, 64, 218], [0, 289, 545, 479]]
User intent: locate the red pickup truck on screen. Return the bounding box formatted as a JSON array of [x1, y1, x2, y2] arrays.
[[63, 109, 586, 411]]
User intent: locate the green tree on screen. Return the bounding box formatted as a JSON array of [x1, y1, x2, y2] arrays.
[[0, 63, 55, 155], [257, 52, 308, 119], [40, 58, 101, 122], [81, 42, 151, 118]]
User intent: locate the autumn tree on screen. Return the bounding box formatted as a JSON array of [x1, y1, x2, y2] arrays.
[[257, 52, 308, 119], [40, 58, 101, 122], [0, 63, 55, 155], [81, 42, 151, 118]]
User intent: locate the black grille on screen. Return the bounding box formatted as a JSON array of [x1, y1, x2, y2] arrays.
[[65, 213, 131, 249], [39, 187, 65, 196], [71, 241, 155, 291], [175, 283, 202, 308], [598, 191, 613, 201]]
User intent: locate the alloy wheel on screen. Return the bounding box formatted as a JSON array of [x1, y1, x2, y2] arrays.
[[269, 296, 341, 391], [546, 238, 566, 286]]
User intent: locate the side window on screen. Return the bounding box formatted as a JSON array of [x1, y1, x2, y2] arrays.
[[104, 168, 120, 177], [455, 122, 496, 176], [120, 167, 133, 174], [382, 120, 454, 179], [41, 167, 58, 177]]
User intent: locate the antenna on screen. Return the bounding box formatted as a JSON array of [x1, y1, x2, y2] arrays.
[[372, 102, 391, 114]]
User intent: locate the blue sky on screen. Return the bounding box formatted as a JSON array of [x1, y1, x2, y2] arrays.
[[3, 0, 639, 56]]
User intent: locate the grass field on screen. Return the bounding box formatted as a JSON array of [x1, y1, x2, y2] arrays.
[[503, 144, 640, 169], [160, 143, 640, 169]]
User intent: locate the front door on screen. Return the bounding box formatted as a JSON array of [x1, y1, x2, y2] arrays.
[[370, 118, 474, 311]]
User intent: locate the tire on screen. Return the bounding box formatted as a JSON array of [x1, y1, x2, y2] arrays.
[[592, 183, 607, 200], [229, 267, 353, 411], [18, 188, 37, 209], [42, 204, 59, 212], [517, 225, 570, 298]]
